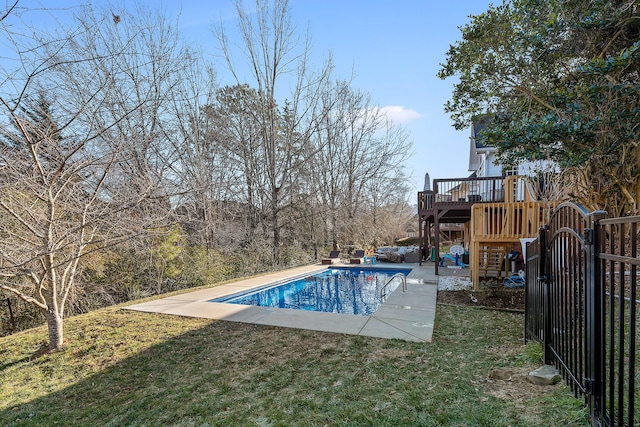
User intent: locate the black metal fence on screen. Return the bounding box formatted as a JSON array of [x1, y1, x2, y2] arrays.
[[525, 201, 639, 426]]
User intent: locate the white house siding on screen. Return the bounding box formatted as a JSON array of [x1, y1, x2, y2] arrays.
[[476, 152, 503, 178], [486, 155, 503, 177]]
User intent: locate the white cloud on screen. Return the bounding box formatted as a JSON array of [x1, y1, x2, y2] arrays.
[[378, 105, 422, 124]]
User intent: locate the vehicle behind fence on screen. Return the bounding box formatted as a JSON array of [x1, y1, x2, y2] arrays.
[[525, 201, 639, 426]]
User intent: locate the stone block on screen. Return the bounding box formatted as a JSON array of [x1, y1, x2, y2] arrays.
[[528, 364, 561, 386]]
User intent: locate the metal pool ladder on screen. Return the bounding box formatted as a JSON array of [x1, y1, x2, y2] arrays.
[[380, 273, 407, 299]]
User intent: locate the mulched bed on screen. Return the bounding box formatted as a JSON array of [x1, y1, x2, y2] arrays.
[[437, 287, 526, 311]]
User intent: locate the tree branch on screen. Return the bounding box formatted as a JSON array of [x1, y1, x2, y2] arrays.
[[0, 284, 47, 310]]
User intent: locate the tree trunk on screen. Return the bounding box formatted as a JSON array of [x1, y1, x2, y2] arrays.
[[272, 190, 280, 265], [46, 308, 64, 350]]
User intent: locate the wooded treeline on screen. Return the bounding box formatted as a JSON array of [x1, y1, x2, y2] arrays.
[[0, 1, 413, 345]]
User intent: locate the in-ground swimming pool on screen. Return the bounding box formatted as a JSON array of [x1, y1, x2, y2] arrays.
[[211, 267, 411, 316]]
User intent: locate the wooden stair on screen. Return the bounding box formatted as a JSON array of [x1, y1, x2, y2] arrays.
[[476, 244, 508, 281]]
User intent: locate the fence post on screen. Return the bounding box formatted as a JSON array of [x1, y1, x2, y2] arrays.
[[418, 210, 423, 267], [584, 210, 607, 424], [539, 224, 553, 365]]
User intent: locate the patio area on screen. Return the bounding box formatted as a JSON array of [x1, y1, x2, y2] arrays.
[[125, 263, 438, 342]]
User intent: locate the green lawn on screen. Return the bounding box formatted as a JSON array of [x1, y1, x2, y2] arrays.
[[1, 302, 588, 426]]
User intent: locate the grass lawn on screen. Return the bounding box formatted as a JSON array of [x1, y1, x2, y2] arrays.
[[1, 301, 588, 426]]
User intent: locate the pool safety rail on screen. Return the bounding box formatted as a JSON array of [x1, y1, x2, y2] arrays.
[[525, 201, 639, 427], [380, 272, 407, 299]]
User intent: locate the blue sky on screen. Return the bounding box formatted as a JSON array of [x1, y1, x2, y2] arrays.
[[169, 0, 496, 195], [31, 0, 495, 195]]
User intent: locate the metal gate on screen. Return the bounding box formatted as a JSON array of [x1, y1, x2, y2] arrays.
[[525, 201, 639, 426]]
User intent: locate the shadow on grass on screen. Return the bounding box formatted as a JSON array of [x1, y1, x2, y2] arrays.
[[0, 342, 50, 373], [1, 308, 588, 427], [3, 318, 389, 426]]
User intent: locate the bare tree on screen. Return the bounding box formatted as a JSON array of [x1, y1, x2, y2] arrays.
[[158, 55, 226, 250], [311, 82, 413, 248], [520, 158, 570, 222], [214, 0, 334, 265], [200, 84, 267, 247], [0, 4, 190, 350]]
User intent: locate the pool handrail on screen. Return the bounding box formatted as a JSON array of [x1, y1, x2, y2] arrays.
[[380, 272, 407, 299]]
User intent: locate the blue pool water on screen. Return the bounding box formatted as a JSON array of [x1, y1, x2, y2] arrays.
[[212, 267, 411, 316]]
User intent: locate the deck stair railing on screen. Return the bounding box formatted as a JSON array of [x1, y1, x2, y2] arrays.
[[380, 273, 407, 299]]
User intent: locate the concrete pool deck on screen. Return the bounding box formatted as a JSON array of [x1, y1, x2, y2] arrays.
[[125, 263, 438, 342]]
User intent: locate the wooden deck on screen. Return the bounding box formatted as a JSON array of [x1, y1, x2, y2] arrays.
[[469, 201, 550, 288], [418, 176, 551, 288]]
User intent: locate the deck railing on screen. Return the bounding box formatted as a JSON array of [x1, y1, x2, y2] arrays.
[[472, 202, 547, 240], [418, 176, 534, 216], [434, 176, 506, 204]]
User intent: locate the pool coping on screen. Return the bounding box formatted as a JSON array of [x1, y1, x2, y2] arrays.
[[124, 263, 437, 342]]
